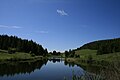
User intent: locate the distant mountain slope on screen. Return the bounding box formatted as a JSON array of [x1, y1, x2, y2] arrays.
[[76, 38, 120, 54], [0, 35, 47, 55]]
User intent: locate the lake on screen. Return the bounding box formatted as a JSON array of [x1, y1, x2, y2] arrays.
[[0, 59, 84, 80]]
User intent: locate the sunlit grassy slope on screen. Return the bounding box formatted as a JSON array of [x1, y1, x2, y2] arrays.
[[0, 49, 42, 61], [75, 49, 120, 62], [0, 52, 32, 60]]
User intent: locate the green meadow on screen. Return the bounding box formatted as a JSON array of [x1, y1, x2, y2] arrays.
[[0, 49, 43, 62]]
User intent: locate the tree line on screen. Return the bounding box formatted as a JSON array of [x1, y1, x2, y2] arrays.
[[49, 50, 61, 55], [0, 35, 48, 55], [76, 38, 120, 54], [64, 49, 75, 57], [64, 49, 80, 58]]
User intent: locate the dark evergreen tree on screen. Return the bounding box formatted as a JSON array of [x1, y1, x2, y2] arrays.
[[43, 48, 48, 56], [0, 35, 47, 55], [53, 50, 57, 55], [65, 51, 69, 57], [68, 49, 75, 57]]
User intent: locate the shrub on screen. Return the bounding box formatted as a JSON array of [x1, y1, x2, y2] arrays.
[[8, 48, 16, 54], [75, 55, 80, 58], [87, 55, 93, 63]]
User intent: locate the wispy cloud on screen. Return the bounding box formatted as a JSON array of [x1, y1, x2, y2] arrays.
[[36, 31, 48, 34], [0, 25, 22, 29], [57, 9, 68, 16]]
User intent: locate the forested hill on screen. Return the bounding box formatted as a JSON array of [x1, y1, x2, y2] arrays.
[[76, 38, 120, 54], [0, 35, 48, 55]]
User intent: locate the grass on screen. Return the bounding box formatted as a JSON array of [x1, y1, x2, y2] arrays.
[[0, 49, 44, 61], [0, 52, 31, 60], [75, 49, 120, 62], [75, 49, 97, 60], [70, 62, 120, 80], [66, 49, 120, 80], [48, 53, 65, 58], [66, 49, 120, 68]]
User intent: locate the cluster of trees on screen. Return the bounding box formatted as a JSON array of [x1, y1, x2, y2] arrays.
[[77, 38, 120, 54], [64, 49, 75, 58], [49, 51, 61, 55], [97, 41, 120, 55], [0, 35, 48, 55], [48, 50, 78, 58]]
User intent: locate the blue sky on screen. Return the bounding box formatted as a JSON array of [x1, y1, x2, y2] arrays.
[[0, 0, 120, 52]]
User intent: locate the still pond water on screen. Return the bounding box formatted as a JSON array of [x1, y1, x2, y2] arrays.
[[0, 59, 84, 80]]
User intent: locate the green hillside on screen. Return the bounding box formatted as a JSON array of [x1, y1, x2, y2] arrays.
[[66, 38, 120, 65], [75, 49, 120, 62], [76, 38, 120, 55]]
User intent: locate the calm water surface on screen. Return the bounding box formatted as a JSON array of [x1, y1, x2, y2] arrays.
[[0, 59, 84, 80]]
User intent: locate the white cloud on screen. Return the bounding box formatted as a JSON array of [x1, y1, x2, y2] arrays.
[[57, 9, 68, 16], [0, 25, 22, 29], [12, 26, 22, 28]]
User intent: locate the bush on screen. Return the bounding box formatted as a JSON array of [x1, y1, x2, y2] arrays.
[[87, 55, 93, 63], [8, 48, 16, 54], [31, 53, 35, 57], [75, 55, 80, 58]]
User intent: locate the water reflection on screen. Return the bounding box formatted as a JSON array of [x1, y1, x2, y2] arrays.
[[0, 59, 48, 77], [0, 59, 84, 80], [64, 60, 101, 74], [64, 60, 76, 67], [49, 58, 63, 63]]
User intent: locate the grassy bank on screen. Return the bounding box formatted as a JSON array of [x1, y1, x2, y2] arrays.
[[66, 49, 120, 75], [0, 49, 45, 62], [76, 49, 120, 62], [66, 49, 120, 64], [66, 49, 120, 80]]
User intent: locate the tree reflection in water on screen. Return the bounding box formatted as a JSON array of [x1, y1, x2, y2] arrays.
[[0, 59, 48, 77], [49, 58, 62, 63]]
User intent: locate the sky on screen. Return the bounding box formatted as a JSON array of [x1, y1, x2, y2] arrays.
[[0, 0, 120, 52]]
